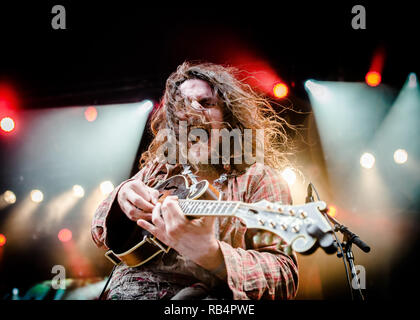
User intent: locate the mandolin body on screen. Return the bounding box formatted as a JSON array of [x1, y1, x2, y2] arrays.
[[105, 175, 217, 267]]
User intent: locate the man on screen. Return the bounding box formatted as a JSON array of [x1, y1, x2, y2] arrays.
[[91, 62, 299, 300]]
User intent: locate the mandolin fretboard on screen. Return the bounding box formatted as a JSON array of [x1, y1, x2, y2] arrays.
[[178, 199, 239, 216]]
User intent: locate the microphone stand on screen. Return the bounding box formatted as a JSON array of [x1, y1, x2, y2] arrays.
[[306, 183, 371, 301], [324, 213, 370, 301]]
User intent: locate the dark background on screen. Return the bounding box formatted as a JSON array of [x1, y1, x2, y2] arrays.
[[1, 2, 417, 109], [0, 1, 419, 300]]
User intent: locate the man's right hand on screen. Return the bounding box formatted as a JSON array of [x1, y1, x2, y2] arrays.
[[117, 179, 160, 222]]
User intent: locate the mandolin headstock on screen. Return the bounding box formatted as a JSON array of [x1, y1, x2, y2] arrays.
[[235, 200, 337, 254]]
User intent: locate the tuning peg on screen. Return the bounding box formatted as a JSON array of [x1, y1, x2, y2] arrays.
[[291, 224, 300, 233], [298, 210, 308, 219]]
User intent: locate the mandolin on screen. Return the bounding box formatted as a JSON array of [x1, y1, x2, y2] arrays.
[[105, 175, 336, 267]]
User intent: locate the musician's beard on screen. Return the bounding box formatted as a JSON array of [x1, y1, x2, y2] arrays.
[[173, 120, 233, 179], [185, 136, 226, 181], [193, 161, 225, 181]]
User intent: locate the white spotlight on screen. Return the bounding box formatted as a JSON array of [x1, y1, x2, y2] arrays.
[[360, 153, 375, 169], [72, 185, 85, 198], [30, 190, 44, 203], [3, 190, 16, 204], [281, 167, 297, 186], [100, 181, 114, 196], [304, 80, 330, 101], [394, 149, 408, 164], [0, 117, 15, 132], [408, 73, 417, 88], [141, 100, 154, 109]]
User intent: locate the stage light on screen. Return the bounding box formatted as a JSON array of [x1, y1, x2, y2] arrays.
[[365, 71, 381, 87], [58, 228, 72, 242], [72, 185, 85, 198], [281, 167, 297, 186], [84, 107, 97, 122], [304, 80, 314, 90], [3, 190, 16, 204], [394, 149, 408, 164], [142, 100, 154, 109], [273, 83, 289, 99], [1, 116, 15, 132], [100, 181, 114, 196], [366, 46, 385, 87], [0, 234, 6, 247], [327, 205, 337, 217], [408, 73, 417, 88], [0, 84, 18, 103], [304, 80, 330, 101], [360, 152, 375, 169], [30, 190, 44, 203], [137, 100, 154, 116]]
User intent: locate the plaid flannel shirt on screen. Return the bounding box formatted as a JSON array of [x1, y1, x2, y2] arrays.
[[91, 161, 298, 300]]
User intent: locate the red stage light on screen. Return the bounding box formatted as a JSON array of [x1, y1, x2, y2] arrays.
[[365, 71, 381, 87], [1, 116, 15, 133], [273, 82, 289, 98], [0, 234, 6, 247], [84, 107, 97, 122], [0, 84, 19, 110], [58, 228, 72, 242]]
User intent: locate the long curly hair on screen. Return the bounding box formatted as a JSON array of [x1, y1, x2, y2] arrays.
[[139, 61, 295, 172]]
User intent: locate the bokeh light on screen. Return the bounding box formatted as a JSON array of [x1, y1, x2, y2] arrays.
[[3, 190, 16, 204], [100, 181, 114, 196], [30, 190, 44, 203], [58, 228, 72, 242], [360, 152, 375, 169], [0, 234, 6, 247], [394, 149, 408, 164], [0, 117, 15, 132], [328, 205, 337, 217], [281, 167, 297, 186], [84, 107, 98, 122], [273, 82, 289, 98], [365, 71, 381, 87], [72, 185, 85, 198]]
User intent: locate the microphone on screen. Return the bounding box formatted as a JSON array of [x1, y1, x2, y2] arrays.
[[341, 226, 371, 253], [305, 183, 314, 203], [352, 236, 371, 253]]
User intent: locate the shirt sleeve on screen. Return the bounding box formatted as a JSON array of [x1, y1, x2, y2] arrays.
[[219, 164, 299, 300], [90, 167, 148, 250]]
